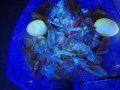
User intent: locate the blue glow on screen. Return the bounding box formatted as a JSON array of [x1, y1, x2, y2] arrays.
[[7, 0, 120, 90]]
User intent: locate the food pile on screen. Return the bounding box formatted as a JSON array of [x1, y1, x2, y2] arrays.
[[22, 0, 110, 81]]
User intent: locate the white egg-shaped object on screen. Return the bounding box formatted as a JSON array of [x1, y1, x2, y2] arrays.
[[94, 18, 119, 37], [27, 20, 47, 37]]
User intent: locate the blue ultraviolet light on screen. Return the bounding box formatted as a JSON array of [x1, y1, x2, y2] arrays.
[[7, 0, 120, 90]]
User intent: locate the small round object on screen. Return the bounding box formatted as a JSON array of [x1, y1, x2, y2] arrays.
[[27, 20, 47, 37], [94, 18, 119, 37]]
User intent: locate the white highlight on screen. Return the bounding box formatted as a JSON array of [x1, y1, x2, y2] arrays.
[[27, 20, 47, 37], [94, 18, 119, 37]]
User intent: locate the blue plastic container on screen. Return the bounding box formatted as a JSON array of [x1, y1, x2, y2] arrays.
[[7, 0, 120, 90]]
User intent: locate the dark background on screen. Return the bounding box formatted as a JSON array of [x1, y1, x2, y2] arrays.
[[0, 0, 29, 90]]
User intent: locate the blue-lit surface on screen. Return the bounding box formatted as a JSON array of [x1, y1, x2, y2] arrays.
[[81, 79, 120, 90], [7, 0, 120, 90]]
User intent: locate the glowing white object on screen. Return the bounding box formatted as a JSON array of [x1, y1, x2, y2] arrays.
[[94, 18, 119, 37], [27, 20, 47, 37]]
